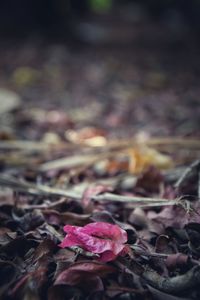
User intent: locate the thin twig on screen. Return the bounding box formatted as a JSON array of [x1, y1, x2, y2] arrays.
[[142, 265, 200, 293], [117, 258, 200, 293], [1, 137, 200, 152], [92, 192, 174, 204], [0, 140, 50, 151], [39, 154, 99, 172], [0, 174, 178, 209], [92, 137, 200, 151], [175, 159, 200, 189], [147, 137, 200, 149], [38, 149, 124, 172]]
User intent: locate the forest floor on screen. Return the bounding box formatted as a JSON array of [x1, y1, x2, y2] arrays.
[[0, 16, 200, 300]]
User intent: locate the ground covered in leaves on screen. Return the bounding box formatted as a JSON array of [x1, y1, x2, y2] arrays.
[[0, 17, 200, 300]]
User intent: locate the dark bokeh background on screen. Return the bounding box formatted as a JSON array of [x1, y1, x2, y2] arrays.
[[0, 0, 199, 139], [0, 0, 200, 36]]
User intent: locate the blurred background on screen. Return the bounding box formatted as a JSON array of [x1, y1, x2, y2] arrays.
[[1, 0, 200, 36], [0, 0, 200, 139]]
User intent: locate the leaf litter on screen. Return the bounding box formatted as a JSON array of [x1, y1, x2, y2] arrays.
[[0, 109, 200, 300], [0, 40, 200, 300]]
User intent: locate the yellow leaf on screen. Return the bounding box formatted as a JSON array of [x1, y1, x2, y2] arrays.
[[128, 147, 173, 174]]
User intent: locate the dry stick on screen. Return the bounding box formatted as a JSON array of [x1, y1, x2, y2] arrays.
[[75, 137, 200, 149], [39, 154, 99, 172], [110, 137, 200, 150], [0, 154, 41, 167], [125, 201, 177, 209], [142, 266, 200, 293], [118, 258, 200, 294], [38, 148, 126, 172], [175, 159, 200, 189], [0, 174, 79, 199], [1, 137, 200, 152], [92, 193, 175, 204], [147, 137, 200, 148], [38, 138, 200, 172], [1, 138, 199, 171], [0, 140, 50, 151], [21, 198, 176, 210], [0, 140, 80, 152], [64, 138, 200, 163], [0, 174, 179, 209], [21, 200, 177, 210], [0, 174, 170, 202]]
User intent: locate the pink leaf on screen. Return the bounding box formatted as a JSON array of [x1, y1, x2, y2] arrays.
[[59, 222, 129, 262]]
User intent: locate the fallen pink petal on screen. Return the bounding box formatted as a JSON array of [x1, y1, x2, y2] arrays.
[[59, 222, 129, 262]]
